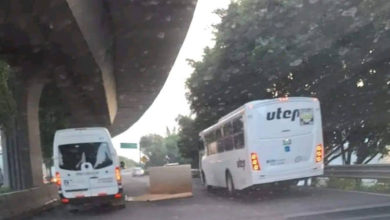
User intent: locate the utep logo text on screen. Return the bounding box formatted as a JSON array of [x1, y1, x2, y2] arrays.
[[266, 108, 314, 125]]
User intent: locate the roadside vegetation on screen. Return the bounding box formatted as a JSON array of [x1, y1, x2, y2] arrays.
[[177, 0, 390, 166], [140, 128, 191, 168], [316, 177, 390, 194]]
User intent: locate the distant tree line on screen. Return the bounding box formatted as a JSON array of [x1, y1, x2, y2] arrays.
[[140, 128, 191, 168]]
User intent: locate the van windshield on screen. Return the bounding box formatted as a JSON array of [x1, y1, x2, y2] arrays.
[[58, 142, 113, 171]]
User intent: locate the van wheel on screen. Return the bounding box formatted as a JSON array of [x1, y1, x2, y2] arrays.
[[226, 172, 236, 196], [201, 171, 212, 191]]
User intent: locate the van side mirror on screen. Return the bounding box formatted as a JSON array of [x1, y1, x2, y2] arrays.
[[120, 161, 125, 169]]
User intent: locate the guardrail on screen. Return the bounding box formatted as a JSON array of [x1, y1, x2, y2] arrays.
[[324, 164, 390, 179]]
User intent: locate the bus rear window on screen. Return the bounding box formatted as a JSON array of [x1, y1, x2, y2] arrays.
[[58, 142, 113, 171]]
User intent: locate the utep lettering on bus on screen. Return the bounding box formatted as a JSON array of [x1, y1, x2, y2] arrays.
[[266, 108, 300, 121]]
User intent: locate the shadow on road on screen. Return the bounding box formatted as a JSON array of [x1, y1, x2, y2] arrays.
[[64, 203, 125, 216], [204, 186, 312, 204]]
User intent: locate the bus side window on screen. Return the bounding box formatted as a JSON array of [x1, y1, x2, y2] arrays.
[[233, 117, 245, 149], [223, 123, 234, 151], [205, 132, 217, 155], [223, 122, 233, 136], [216, 128, 224, 153], [234, 132, 245, 149], [233, 117, 243, 133], [208, 142, 218, 155]]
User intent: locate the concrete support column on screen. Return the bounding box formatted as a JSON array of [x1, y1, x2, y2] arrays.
[[26, 79, 45, 187], [4, 77, 33, 189], [3, 75, 45, 190], [1, 128, 10, 188]]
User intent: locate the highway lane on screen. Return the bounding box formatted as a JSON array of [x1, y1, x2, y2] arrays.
[[31, 174, 390, 220]]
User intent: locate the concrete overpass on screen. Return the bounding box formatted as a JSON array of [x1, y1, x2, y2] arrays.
[[0, 0, 196, 189]]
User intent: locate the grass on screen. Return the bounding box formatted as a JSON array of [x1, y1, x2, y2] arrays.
[[315, 177, 390, 194], [0, 187, 12, 194]]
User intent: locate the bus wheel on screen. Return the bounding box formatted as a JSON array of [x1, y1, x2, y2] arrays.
[[202, 171, 212, 191], [226, 172, 236, 196]]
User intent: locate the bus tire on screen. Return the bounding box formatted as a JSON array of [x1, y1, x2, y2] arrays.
[[226, 172, 236, 196], [201, 171, 212, 191]]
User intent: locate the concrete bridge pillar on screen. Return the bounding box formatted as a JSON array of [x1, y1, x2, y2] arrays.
[[4, 77, 33, 190], [3, 73, 46, 189], [26, 78, 46, 187]]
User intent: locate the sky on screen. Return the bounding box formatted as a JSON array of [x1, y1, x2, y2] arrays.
[[112, 0, 231, 162]]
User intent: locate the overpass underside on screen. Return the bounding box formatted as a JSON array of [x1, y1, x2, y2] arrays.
[[0, 0, 196, 189]]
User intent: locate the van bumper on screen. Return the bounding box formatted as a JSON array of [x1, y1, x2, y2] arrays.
[[60, 189, 124, 206]]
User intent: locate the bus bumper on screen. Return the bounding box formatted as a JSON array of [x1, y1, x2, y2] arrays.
[[59, 189, 124, 206], [251, 166, 323, 186]]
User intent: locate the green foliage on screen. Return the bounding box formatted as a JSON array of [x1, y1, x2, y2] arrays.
[[0, 187, 12, 194], [164, 130, 180, 163], [39, 83, 70, 166], [0, 60, 16, 127], [359, 181, 390, 194], [186, 0, 390, 165], [322, 177, 390, 194], [140, 131, 184, 168], [118, 156, 138, 168], [327, 178, 359, 191], [176, 115, 202, 168], [140, 134, 166, 167]]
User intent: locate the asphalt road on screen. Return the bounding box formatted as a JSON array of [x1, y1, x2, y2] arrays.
[[31, 173, 390, 220]]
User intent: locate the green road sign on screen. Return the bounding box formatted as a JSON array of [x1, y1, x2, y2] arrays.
[[120, 143, 137, 149]]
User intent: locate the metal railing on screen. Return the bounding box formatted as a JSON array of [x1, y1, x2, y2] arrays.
[[324, 164, 390, 179]]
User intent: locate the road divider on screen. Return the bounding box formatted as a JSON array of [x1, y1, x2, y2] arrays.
[[126, 164, 193, 202], [0, 184, 58, 219]]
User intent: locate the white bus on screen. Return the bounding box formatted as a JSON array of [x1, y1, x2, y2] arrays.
[[199, 97, 324, 194]]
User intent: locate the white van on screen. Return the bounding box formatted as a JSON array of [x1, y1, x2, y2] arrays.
[[53, 127, 124, 207], [199, 97, 324, 194]]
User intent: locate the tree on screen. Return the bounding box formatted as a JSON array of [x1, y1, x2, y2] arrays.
[[139, 131, 187, 167], [140, 134, 167, 167], [176, 115, 203, 168], [39, 82, 70, 167], [164, 129, 180, 163], [186, 0, 390, 165]]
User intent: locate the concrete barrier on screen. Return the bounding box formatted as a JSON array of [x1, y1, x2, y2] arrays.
[[125, 164, 193, 202], [0, 184, 58, 219], [148, 165, 192, 194]]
